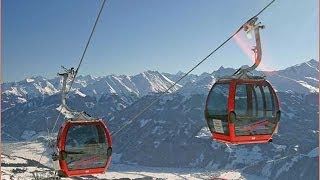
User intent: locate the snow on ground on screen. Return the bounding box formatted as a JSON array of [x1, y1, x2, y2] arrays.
[[296, 80, 319, 93], [17, 96, 27, 103], [26, 78, 35, 83], [106, 81, 118, 94], [195, 127, 211, 139], [2, 142, 55, 179], [94, 168, 212, 180], [305, 76, 319, 81], [1, 141, 267, 180], [218, 171, 242, 179], [75, 89, 86, 97], [1, 152, 253, 180], [1, 154, 27, 164], [2, 166, 54, 180], [6, 141, 52, 167], [96, 164, 251, 180], [4, 87, 23, 96], [0, 164, 254, 180]]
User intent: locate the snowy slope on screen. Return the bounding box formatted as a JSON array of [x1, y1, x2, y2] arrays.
[[1, 143, 254, 180], [2, 71, 181, 110], [2, 76, 58, 97], [131, 71, 181, 96], [266, 59, 319, 93], [80, 71, 181, 98], [2, 77, 58, 110]]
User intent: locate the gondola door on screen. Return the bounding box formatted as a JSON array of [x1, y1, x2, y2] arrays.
[[231, 80, 280, 144]]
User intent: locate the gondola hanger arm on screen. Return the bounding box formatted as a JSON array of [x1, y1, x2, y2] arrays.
[[233, 17, 265, 78], [243, 17, 264, 72], [58, 67, 98, 121]]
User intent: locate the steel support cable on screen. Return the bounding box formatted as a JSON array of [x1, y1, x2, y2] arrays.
[[111, 0, 276, 137], [49, 0, 107, 148], [66, 0, 107, 95], [35, 0, 276, 174], [35, 107, 63, 171], [35, 0, 107, 174]]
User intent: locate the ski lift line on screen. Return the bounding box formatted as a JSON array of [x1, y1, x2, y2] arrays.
[[35, 125, 61, 171], [66, 0, 107, 95], [254, 0, 275, 18], [110, 0, 276, 137], [50, 107, 63, 135], [35, 141, 50, 169], [36, 0, 106, 173]]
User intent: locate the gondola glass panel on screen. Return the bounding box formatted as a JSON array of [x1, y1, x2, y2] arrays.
[[64, 125, 109, 170], [205, 83, 230, 135], [234, 83, 278, 136]]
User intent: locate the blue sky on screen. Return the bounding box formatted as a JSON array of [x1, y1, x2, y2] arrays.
[[3, 0, 318, 82]]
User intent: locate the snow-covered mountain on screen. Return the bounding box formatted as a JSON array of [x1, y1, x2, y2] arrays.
[[2, 70, 181, 111], [80, 70, 181, 98], [2, 76, 58, 111], [2, 60, 318, 108], [266, 59, 319, 94], [2, 59, 318, 139], [1, 59, 319, 179], [165, 59, 319, 95]]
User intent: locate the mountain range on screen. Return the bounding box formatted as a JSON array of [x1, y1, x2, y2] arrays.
[[1, 59, 319, 179], [2, 59, 318, 109]]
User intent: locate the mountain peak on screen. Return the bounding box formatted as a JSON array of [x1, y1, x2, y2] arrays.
[[176, 71, 185, 76], [217, 66, 225, 71], [77, 74, 95, 80], [26, 76, 46, 82], [213, 66, 237, 77], [292, 59, 318, 67], [306, 59, 318, 67], [143, 70, 161, 75], [308, 59, 318, 63]]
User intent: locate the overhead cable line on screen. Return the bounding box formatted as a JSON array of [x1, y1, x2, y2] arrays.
[[35, 0, 107, 174], [66, 0, 107, 95], [52, 0, 107, 134], [111, 0, 276, 137]]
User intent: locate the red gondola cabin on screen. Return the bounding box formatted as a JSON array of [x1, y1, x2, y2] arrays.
[[204, 78, 281, 144], [57, 119, 112, 177]]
